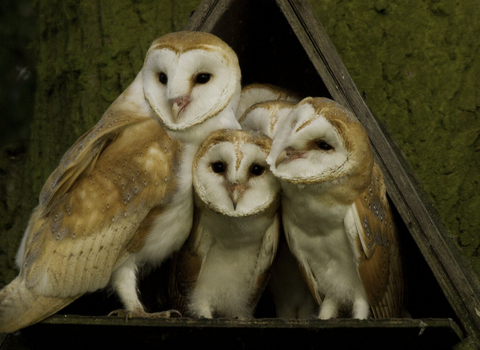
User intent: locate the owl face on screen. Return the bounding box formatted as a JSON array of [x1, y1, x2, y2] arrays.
[[267, 97, 372, 185], [193, 129, 280, 217], [239, 100, 296, 139], [143, 32, 241, 131]]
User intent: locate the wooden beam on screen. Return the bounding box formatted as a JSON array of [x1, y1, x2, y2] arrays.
[[276, 0, 480, 341], [12, 316, 462, 350]]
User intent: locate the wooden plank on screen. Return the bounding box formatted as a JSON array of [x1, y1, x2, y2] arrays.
[[34, 314, 461, 330], [275, 0, 480, 341], [3, 316, 462, 350], [184, 0, 235, 32]]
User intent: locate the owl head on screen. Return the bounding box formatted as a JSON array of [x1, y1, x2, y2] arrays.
[[239, 100, 296, 139], [267, 97, 374, 193], [236, 83, 301, 119], [142, 31, 241, 135], [193, 129, 280, 217]]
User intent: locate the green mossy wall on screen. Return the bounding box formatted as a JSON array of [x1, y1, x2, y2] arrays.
[[312, 0, 480, 277], [0, 0, 201, 287], [0, 0, 479, 301]]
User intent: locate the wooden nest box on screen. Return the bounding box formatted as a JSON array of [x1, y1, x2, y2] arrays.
[[2, 0, 480, 349]]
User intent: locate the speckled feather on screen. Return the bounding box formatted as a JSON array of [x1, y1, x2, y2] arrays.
[[0, 99, 180, 331], [0, 31, 242, 333], [353, 163, 405, 318]]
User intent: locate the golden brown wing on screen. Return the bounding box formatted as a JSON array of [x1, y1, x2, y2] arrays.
[[248, 208, 281, 307], [352, 163, 405, 318], [283, 217, 324, 308], [169, 207, 206, 315], [20, 114, 181, 298]]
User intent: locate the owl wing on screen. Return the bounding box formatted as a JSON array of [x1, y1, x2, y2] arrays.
[[345, 163, 405, 318], [20, 111, 181, 298], [169, 207, 210, 315], [249, 211, 281, 307]]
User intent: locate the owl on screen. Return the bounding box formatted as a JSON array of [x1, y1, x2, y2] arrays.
[[170, 129, 280, 318], [0, 31, 242, 333], [266, 97, 405, 319], [239, 101, 317, 319], [235, 83, 301, 120], [239, 100, 296, 139]]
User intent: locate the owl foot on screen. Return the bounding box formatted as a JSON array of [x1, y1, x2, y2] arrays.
[[108, 309, 182, 321]]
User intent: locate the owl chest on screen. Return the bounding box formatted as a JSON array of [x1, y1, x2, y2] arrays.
[[282, 186, 349, 234], [134, 148, 196, 265], [282, 189, 362, 296], [191, 219, 263, 313], [201, 209, 271, 249], [287, 222, 361, 297]]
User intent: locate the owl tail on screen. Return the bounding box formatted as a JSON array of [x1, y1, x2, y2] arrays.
[[0, 276, 76, 333]]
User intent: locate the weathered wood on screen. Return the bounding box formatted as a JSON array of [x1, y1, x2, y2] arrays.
[[275, 0, 480, 341], [1, 316, 461, 350], [186, 0, 480, 342], [185, 0, 234, 32]]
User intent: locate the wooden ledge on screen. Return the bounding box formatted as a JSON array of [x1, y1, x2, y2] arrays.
[[0, 316, 463, 350]]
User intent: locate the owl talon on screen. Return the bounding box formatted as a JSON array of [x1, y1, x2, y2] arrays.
[[108, 309, 132, 320]]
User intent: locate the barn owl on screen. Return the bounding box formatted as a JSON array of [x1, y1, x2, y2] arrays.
[[267, 97, 405, 319], [235, 83, 301, 120], [170, 129, 280, 318], [0, 31, 241, 333], [239, 100, 296, 139], [239, 101, 317, 319]]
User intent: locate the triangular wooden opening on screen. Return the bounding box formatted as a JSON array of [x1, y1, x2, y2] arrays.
[[9, 0, 480, 349], [184, 0, 480, 344]]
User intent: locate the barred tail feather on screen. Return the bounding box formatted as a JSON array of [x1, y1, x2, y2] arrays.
[[0, 277, 77, 333]]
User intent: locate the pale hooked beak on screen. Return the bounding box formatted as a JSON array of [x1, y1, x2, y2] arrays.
[[228, 183, 246, 211], [275, 147, 303, 168], [169, 95, 191, 121], [230, 189, 240, 211]]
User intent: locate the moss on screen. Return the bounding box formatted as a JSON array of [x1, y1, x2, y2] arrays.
[[313, 0, 480, 277], [0, 0, 199, 287]]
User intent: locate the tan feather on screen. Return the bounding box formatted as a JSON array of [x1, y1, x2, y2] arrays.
[[0, 114, 180, 331], [248, 208, 281, 307], [21, 117, 179, 299], [1, 30, 242, 332], [0, 276, 77, 333], [169, 209, 204, 315], [354, 163, 405, 318]]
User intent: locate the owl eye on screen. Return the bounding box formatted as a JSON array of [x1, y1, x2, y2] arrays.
[[195, 73, 211, 84], [316, 141, 334, 151], [211, 162, 226, 174], [250, 164, 264, 176], [159, 72, 168, 85]]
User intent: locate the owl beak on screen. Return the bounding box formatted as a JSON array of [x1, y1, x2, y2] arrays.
[[275, 147, 303, 168], [230, 189, 240, 211], [170, 95, 191, 121]]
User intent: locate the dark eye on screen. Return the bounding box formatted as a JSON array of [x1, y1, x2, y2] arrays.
[[211, 162, 226, 174], [250, 164, 264, 176], [316, 141, 334, 151], [159, 72, 168, 84], [195, 73, 211, 84]]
